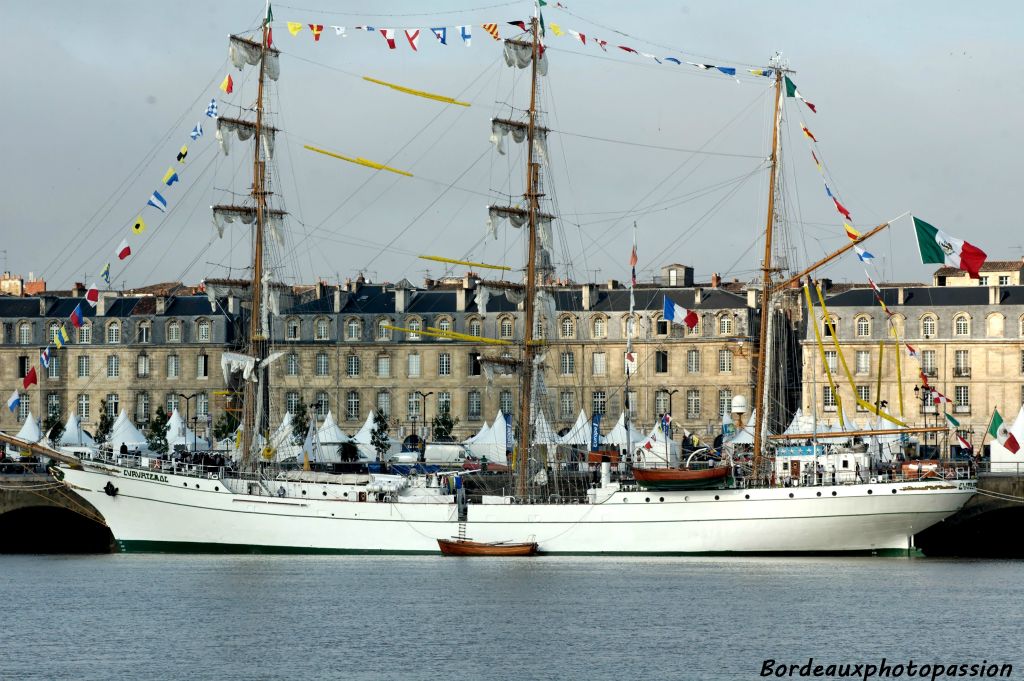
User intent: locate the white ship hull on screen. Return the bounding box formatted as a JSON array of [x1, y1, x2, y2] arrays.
[[62, 463, 975, 555]]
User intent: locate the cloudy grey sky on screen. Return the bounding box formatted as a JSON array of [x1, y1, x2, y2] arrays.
[[2, 1, 1021, 291]]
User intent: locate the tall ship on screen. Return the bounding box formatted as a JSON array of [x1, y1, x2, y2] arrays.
[[14, 6, 975, 554]]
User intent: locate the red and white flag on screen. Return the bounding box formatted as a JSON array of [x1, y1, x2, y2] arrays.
[[117, 239, 131, 261], [380, 28, 396, 49], [86, 283, 100, 307], [932, 390, 951, 405], [405, 29, 420, 50], [568, 29, 586, 45]]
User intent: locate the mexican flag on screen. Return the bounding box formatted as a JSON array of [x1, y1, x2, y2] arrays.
[[913, 216, 986, 279], [988, 408, 1020, 454]]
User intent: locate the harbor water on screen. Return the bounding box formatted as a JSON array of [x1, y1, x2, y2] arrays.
[[2, 554, 1020, 680]]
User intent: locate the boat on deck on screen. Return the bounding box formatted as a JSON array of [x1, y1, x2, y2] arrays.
[[633, 465, 731, 490]]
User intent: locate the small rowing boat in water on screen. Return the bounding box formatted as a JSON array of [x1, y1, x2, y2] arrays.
[[437, 538, 539, 556]]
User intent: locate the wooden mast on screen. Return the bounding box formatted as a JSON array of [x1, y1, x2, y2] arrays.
[[241, 17, 270, 467], [751, 65, 785, 483], [515, 16, 542, 498]]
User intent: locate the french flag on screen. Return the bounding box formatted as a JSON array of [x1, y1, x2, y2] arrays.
[[663, 295, 698, 329]]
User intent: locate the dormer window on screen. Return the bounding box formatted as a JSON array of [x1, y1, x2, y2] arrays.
[[286, 318, 300, 341]]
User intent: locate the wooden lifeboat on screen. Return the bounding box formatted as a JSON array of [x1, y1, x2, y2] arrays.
[[437, 538, 539, 556], [632, 465, 731, 490]]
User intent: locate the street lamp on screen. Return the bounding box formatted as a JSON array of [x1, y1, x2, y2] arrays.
[[178, 393, 198, 453], [414, 391, 433, 449], [664, 389, 679, 465]]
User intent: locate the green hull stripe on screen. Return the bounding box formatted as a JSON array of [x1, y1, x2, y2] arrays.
[[117, 539, 921, 558]]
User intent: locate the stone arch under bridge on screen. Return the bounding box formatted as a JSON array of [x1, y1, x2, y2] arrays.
[[0, 474, 112, 553]]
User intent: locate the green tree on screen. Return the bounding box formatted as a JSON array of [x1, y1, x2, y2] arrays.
[[291, 402, 310, 445], [213, 411, 239, 442], [432, 412, 459, 442], [43, 412, 65, 449], [371, 409, 390, 461], [146, 406, 170, 454], [96, 399, 114, 444]]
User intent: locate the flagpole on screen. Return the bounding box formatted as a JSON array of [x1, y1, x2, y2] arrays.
[[978, 408, 997, 455]]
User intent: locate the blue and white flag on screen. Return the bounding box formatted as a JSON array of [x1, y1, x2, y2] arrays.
[[6, 390, 19, 414], [190, 122, 203, 140], [40, 346, 51, 369], [205, 98, 218, 118], [458, 24, 471, 46], [431, 27, 447, 44], [854, 245, 874, 263], [147, 191, 168, 213]]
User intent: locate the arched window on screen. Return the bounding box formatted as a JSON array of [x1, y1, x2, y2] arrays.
[[166, 320, 181, 343], [136, 321, 151, 343], [48, 321, 61, 344], [592, 316, 607, 339], [407, 318, 422, 341], [954, 314, 969, 336], [17, 322, 31, 345], [78, 323, 92, 344], [315, 317, 329, 341], [921, 315, 937, 337], [986, 313, 1005, 338], [196, 319, 211, 342], [377, 318, 392, 340], [718, 315, 733, 336], [855, 316, 870, 337], [345, 318, 361, 341], [286, 317, 300, 341], [436, 317, 452, 340], [560, 316, 575, 339], [624, 315, 638, 339], [468, 318, 482, 338], [499, 317, 514, 339], [107, 322, 121, 344]]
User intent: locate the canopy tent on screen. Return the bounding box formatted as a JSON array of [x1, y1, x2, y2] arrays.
[[110, 410, 149, 450], [351, 411, 400, 461], [601, 412, 646, 449], [14, 411, 43, 444], [463, 420, 490, 445], [557, 410, 592, 446], [465, 410, 509, 465], [532, 410, 559, 446], [317, 411, 350, 445], [57, 413, 96, 448], [990, 404, 1024, 472], [636, 422, 681, 466], [167, 408, 209, 451]]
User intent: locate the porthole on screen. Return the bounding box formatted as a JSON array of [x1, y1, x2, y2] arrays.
[[195, 484, 200, 489], [622, 498, 628, 503], [788, 493, 794, 498], [714, 495, 720, 501], [214, 486, 219, 491], [659, 497, 665, 502], [645, 497, 650, 503], [891, 489, 897, 494], [302, 490, 307, 495], [832, 491, 837, 496], [744, 494, 750, 500], [183, 482, 188, 487], [816, 492, 821, 497], [323, 491, 327, 496], [867, 489, 873, 495], [344, 492, 349, 498], [684, 496, 690, 502]]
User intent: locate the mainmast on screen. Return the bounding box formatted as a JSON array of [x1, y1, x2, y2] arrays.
[[750, 62, 786, 483], [515, 15, 543, 498]]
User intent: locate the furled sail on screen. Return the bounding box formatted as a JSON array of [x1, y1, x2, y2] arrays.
[[489, 118, 548, 163], [211, 205, 287, 246], [229, 35, 280, 81], [221, 352, 258, 384], [503, 38, 548, 76], [215, 117, 277, 159], [486, 205, 554, 240]]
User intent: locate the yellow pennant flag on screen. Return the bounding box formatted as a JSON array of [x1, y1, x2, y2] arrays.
[[132, 216, 146, 234], [287, 21, 303, 35], [550, 23, 565, 36], [362, 76, 470, 107]]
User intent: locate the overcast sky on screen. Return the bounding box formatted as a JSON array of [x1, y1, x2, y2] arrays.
[[2, 1, 1021, 291]]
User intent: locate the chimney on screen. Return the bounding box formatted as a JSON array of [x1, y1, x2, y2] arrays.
[[711, 272, 721, 289], [423, 278, 435, 290], [227, 295, 238, 315], [581, 283, 596, 310], [395, 286, 409, 313], [694, 287, 702, 305], [72, 282, 86, 297], [97, 292, 115, 317], [990, 285, 1001, 306], [898, 287, 905, 305], [333, 287, 342, 313], [606, 279, 619, 290], [747, 288, 758, 308], [156, 296, 166, 315], [344, 277, 353, 292]]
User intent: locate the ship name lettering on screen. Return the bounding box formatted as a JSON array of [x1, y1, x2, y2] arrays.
[[122, 469, 169, 483]]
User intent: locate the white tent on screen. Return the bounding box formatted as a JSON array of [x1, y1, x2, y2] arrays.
[[558, 410, 592, 446], [990, 404, 1024, 473], [602, 412, 646, 449], [636, 422, 681, 465], [269, 411, 294, 450], [351, 412, 399, 461], [110, 410, 149, 451], [463, 420, 490, 445], [58, 413, 96, 447], [532, 410, 559, 445], [14, 411, 43, 444], [317, 411, 350, 445], [466, 410, 509, 465], [167, 408, 208, 451]]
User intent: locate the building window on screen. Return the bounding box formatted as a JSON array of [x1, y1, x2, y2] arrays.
[[166, 320, 180, 343], [500, 390, 513, 416], [137, 353, 150, 378], [78, 355, 91, 378], [407, 318, 421, 341], [315, 318, 329, 341], [686, 389, 700, 420], [77, 393, 90, 420], [377, 354, 391, 378], [855, 351, 870, 375], [47, 355, 60, 379], [346, 355, 361, 378], [468, 390, 482, 420], [106, 393, 119, 418], [999, 275, 1010, 286], [921, 315, 936, 337], [824, 350, 837, 373], [107, 355, 120, 378], [718, 349, 733, 373], [285, 391, 301, 414], [407, 353, 421, 378], [196, 393, 208, 417], [286, 352, 299, 376], [655, 390, 670, 417], [560, 391, 574, 419], [18, 322, 31, 345], [954, 315, 969, 336], [166, 393, 180, 414], [823, 386, 837, 411], [979, 276, 989, 286], [467, 353, 481, 376], [625, 316, 637, 339], [17, 356, 29, 378], [856, 385, 870, 411], [856, 316, 870, 337], [500, 317, 514, 339], [438, 318, 452, 336], [954, 349, 970, 376], [593, 317, 606, 339], [560, 316, 575, 339], [593, 352, 607, 377], [197, 319, 211, 342], [136, 393, 150, 423], [15, 394, 28, 422], [407, 392, 422, 419], [591, 391, 607, 416], [921, 350, 937, 376], [107, 322, 121, 344], [718, 316, 733, 335], [285, 318, 300, 341], [718, 389, 732, 417], [316, 352, 329, 376], [624, 351, 638, 376], [48, 322, 61, 344], [686, 349, 700, 373], [197, 354, 209, 378], [560, 351, 575, 375], [47, 393, 61, 418], [345, 391, 360, 421], [464, 318, 480, 338], [656, 317, 669, 336], [137, 322, 151, 344], [167, 354, 180, 379], [954, 385, 970, 412], [377, 391, 391, 418], [438, 391, 452, 415], [314, 392, 329, 417], [438, 352, 451, 376], [655, 350, 669, 374], [377, 318, 392, 341], [626, 390, 638, 418], [346, 318, 361, 341]]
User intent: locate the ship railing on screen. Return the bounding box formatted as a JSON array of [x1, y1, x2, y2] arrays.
[[86, 450, 234, 481]]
